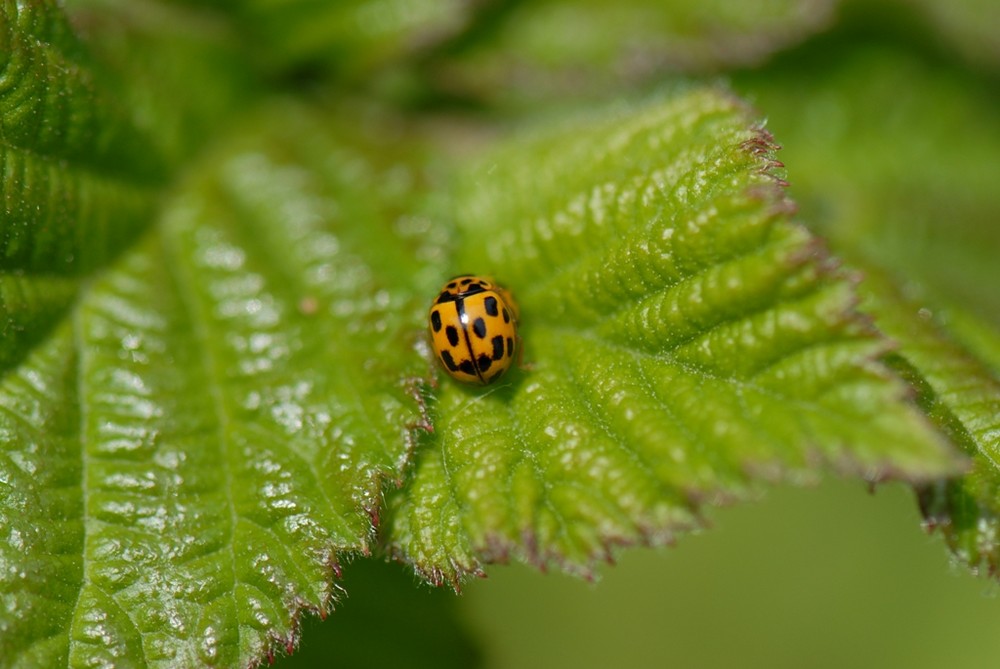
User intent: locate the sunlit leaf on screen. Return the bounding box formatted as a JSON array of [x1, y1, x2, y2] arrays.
[[384, 88, 963, 586]]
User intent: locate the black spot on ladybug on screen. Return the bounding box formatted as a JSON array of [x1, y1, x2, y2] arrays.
[[460, 278, 472, 285], [506, 337, 514, 357], [484, 296, 498, 316], [447, 281, 457, 289], [502, 307, 510, 323], [445, 325, 460, 347], [430, 310, 442, 332], [436, 291, 457, 304], [472, 317, 487, 338], [441, 350, 459, 371], [477, 354, 493, 372], [459, 359, 476, 376], [491, 335, 504, 360]]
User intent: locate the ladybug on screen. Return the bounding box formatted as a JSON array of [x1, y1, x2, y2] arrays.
[[428, 275, 518, 385]]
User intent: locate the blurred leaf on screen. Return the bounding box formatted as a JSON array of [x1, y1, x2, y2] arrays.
[[426, 0, 838, 107], [737, 44, 1000, 574], [158, 0, 477, 80], [65, 0, 257, 167], [384, 88, 963, 586], [0, 275, 78, 372], [905, 0, 1000, 69], [739, 46, 1000, 326]]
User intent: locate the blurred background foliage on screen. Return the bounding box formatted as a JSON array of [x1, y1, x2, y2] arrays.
[[284, 480, 1000, 669]]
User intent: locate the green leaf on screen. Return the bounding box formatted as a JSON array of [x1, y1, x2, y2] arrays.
[[384, 88, 963, 586], [155, 0, 475, 79], [1, 102, 437, 666], [424, 0, 837, 107], [908, 0, 1000, 68], [0, 325, 82, 668], [738, 46, 1000, 327], [1, 0, 164, 376], [0, 0, 164, 180], [738, 44, 1000, 575], [65, 0, 257, 167], [2, 0, 258, 374], [0, 275, 78, 372], [862, 269, 1000, 573]]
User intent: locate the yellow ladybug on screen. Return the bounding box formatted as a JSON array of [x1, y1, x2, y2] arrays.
[[428, 275, 518, 385]]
